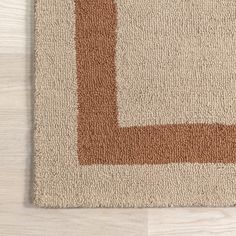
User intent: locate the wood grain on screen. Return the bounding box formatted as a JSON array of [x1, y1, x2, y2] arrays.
[[0, 0, 236, 235]]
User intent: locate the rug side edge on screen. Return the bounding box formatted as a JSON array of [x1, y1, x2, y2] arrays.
[[32, 0, 78, 208]]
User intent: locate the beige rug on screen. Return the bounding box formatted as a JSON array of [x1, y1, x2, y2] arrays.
[[33, 0, 236, 207]]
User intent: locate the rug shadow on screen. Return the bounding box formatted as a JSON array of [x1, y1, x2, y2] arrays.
[[23, 0, 35, 209]]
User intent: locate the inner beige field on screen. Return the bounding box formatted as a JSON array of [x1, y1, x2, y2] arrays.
[[116, 0, 236, 127]]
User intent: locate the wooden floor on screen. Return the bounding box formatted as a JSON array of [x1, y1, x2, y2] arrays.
[[1, 1, 236, 235]]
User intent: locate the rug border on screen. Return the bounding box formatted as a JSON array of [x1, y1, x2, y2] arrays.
[[75, 0, 236, 165]]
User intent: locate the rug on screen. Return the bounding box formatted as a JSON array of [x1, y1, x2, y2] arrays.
[[33, 0, 236, 208]]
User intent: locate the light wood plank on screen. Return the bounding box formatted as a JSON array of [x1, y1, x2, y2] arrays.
[[148, 209, 236, 236], [0, 0, 32, 54]]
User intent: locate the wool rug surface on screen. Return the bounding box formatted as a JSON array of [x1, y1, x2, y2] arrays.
[[33, 0, 236, 207]]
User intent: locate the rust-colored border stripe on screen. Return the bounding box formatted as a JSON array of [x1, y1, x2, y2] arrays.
[[76, 0, 236, 164]]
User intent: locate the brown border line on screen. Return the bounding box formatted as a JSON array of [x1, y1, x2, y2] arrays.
[[76, 0, 236, 165]]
